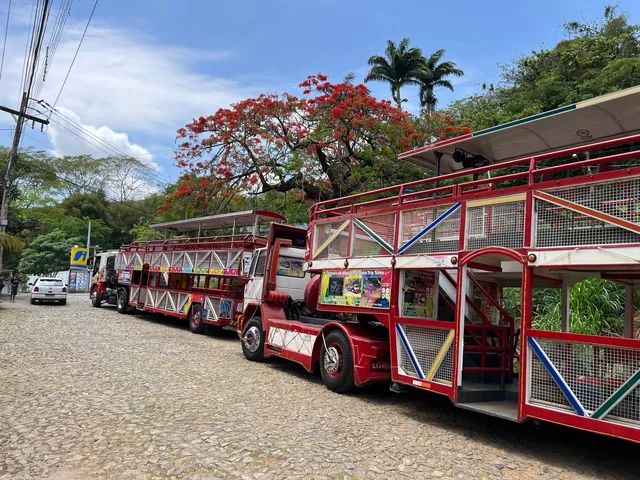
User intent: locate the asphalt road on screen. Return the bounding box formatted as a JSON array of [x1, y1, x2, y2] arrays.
[[1, 293, 639, 479]]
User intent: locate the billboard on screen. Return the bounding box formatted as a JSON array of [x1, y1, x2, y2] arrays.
[[70, 247, 89, 268]]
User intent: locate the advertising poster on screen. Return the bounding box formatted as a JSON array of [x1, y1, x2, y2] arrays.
[[320, 269, 391, 309], [402, 270, 438, 318]]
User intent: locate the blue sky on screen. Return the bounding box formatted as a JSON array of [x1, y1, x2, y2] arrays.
[[1, 0, 639, 188]]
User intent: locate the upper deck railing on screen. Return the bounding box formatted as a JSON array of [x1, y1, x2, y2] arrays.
[[116, 234, 268, 276], [308, 133, 640, 260], [124, 234, 268, 252]]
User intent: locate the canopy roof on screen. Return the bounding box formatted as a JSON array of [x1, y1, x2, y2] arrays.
[[399, 85, 640, 173], [150, 210, 286, 232]]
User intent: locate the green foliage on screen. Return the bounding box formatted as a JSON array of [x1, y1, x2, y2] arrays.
[[129, 222, 157, 241], [365, 38, 463, 111], [365, 38, 426, 108], [445, 6, 640, 129], [0, 233, 25, 253], [503, 279, 635, 337], [17, 230, 83, 275], [533, 280, 627, 336]]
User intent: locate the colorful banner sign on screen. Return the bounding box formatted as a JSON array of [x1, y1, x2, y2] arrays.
[[401, 270, 438, 318], [320, 269, 391, 309]]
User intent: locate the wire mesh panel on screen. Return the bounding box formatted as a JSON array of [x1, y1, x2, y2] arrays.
[[528, 337, 640, 425], [536, 177, 640, 248], [400, 205, 460, 254], [351, 213, 396, 256], [213, 251, 228, 270], [397, 324, 454, 384], [466, 201, 525, 249], [313, 220, 350, 259]]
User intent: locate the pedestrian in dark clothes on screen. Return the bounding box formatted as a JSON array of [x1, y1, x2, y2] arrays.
[[9, 271, 19, 303]]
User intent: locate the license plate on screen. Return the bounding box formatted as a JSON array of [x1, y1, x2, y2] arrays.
[[46, 293, 54, 296]]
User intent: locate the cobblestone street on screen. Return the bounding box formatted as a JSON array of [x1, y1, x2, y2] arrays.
[[1, 293, 638, 479]]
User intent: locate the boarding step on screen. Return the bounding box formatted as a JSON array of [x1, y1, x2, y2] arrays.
[[457, 400, 520, 423]]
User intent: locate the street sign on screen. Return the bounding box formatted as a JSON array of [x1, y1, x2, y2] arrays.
[[70, 247, 89, 268]]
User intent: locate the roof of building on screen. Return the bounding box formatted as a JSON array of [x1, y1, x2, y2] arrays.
[[399, 85, 640, 173], [149, 210, 286, 232]]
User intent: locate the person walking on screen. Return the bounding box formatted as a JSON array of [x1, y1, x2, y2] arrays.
[[0, 275, 5, 303], [9, 271, 19, 303]]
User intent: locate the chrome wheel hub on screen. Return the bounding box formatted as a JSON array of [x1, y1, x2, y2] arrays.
[[323, 346, 341, 375], [243, 326, 261, 353]]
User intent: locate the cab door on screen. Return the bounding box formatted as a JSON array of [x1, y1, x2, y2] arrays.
[[244, 248, 266, 303]]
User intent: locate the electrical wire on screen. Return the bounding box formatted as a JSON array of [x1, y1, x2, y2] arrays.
[[0, 0, 12, 83], [21, 131, 160, 216], [32, 102, 175, 185], [17, 0, 38, 101], [32, 0, 73, 100], [28, 105, 174, 188], [49, 0, 97, 115]]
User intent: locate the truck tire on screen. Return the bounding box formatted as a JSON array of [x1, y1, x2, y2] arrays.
[[116, 289, 129, 314], [319, 330, 355, 393], [90, 289, 101, 308], [189, 304, 205, 334], [241, 317, 265, 362]]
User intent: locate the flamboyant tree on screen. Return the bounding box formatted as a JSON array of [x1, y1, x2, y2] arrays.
[[164, 75, 423, 211]]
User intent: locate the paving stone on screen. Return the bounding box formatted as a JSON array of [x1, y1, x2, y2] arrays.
[[0, 294, 638, 479]]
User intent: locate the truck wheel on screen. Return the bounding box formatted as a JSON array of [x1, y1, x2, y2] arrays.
[[319, 330, 355, 393], [116, 289, 129, 314], [90, 289, 101, 308], [189, 304, 205, 334], [241, 317, 265, 362]]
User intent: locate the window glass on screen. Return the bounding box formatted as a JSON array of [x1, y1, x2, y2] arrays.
[[254, 251, 266, 277], [209, 277, 220, 290], [276, 256, 305, 278], [39, 279, 63, 286]]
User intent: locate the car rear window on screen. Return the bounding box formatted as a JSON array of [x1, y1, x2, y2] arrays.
[[39, 279, 63, 286]]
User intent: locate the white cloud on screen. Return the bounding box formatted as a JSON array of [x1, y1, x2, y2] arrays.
[[0, 9, 259, 175], [33, 24, 252, 135], [46, 107, 158, 170]]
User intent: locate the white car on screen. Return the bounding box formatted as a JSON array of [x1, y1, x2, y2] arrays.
[[30, 277, 68, 305]]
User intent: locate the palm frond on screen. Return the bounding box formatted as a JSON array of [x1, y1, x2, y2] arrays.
[[0, 233, 24, 253]]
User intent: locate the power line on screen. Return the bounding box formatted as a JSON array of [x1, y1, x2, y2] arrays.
[[33, 101, 175, 185], [0, 0, 51, 274], [27, 105, 173, 187], [32, 0, 73, 100], [0, 0, 11, 83], [49, 0, 98, 115], [21, 131, 160, 216], [17, 0, 38, 101]]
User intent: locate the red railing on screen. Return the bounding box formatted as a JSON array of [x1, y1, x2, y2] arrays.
[[310, 133, 640, 221], [122, 234, 268, 252]]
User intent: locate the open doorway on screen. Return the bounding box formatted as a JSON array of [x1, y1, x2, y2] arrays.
[[455, 250, 524, 421]]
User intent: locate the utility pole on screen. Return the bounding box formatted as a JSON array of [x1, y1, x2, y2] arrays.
[[86, 219, 91, 255], [0, 0, 51, 274]]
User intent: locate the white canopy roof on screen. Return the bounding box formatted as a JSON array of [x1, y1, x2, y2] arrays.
[[399, 85, 640, 173], [150, 210, 285, 232]]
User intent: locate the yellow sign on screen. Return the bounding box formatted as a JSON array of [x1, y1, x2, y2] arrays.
[[70, 247, 89, 268]]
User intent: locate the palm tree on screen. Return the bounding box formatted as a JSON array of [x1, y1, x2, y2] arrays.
[[365, 38, 425, 109], [418, 49, 464, 113], [0, 233, 24, 253]]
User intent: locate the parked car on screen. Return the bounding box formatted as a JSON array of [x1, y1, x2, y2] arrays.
[[29, 277, 67, 305]]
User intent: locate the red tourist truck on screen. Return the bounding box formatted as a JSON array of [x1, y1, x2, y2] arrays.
[[89, 210, 286, 332], [235, 86, 640, 443]]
